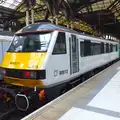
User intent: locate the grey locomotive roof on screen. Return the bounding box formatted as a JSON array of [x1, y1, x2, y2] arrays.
[[16, 22, 77, 33], [16, 22, 118, 43]]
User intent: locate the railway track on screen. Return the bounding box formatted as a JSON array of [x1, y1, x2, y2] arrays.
[[2, 109, 32, 120], [0, 98, 47, 120], [1, 103, 46, 120], [0, 108, 15, 120]]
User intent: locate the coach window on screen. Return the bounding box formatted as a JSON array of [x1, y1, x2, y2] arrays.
[[52, 32, 66, 54], [106, 43, 109, 53], [91, 42, 101, 55], [104, 44, 106, 53], [110, 44, 113, 52], [116, 44, 118, 51], [112, 44, 113, 52], [91, 42, 94, 55], [113, 45, 116, 52], [109, 44, 110, 52], [101, 42, 104, 53], [80, 41, 84, 57]]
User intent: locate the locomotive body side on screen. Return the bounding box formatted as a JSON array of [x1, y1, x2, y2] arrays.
[[45, 31, 119, 88]]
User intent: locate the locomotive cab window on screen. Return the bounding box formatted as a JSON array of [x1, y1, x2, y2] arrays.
[[52, 32, 66, 54], [8, 32, 52, 52]]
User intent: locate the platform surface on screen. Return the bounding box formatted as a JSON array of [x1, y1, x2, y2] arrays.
[[22, 61, 120, 120]]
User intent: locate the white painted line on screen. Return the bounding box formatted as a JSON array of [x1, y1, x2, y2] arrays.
[[88, 70, 120, 113], [22, 61, 120, 120], [59, 107, 120, 120]]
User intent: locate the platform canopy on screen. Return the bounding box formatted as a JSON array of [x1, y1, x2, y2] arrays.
[[0, 0, 120, 39], [0, 0, 22, 9]]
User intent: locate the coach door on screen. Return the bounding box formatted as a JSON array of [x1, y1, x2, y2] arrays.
[[69, 34, 79, 74]]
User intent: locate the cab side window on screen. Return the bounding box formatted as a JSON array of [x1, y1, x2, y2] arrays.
[[52, 32, 66, 54]]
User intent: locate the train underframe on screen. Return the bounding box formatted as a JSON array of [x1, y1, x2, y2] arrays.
[[0, 58, 119, 118], [0, 83, 49, 120]]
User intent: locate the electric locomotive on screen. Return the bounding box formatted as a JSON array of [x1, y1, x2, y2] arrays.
[[0, 22, 119, 111]]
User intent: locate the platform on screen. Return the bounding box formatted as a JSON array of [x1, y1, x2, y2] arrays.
[[22, 60, 120, 120]]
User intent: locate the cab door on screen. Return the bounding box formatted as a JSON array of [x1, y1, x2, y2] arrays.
[[69, 34, 79, 74]]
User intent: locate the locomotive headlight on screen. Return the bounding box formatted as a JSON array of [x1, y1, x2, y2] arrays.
[[24, 71, 37, 79], [30, 71, 37, 79]]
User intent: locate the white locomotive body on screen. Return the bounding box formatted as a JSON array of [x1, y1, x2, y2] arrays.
[[0, 23, 119, 111]]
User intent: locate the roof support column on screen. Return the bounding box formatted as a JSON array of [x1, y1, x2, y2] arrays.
[[31, 7, 34, 24], [50, 16, 54, 23], [67, 23, 69, 28], [70, 21, 73, 29], [55, 15, 58, 25], [66, 20, 69, 28], [26, 8, 29, 26]]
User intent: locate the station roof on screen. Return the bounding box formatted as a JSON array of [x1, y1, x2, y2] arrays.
[[0, 0, 22, 9], [0, 0, 120, 39]]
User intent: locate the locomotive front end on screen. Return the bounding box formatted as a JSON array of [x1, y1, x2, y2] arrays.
[[1, 52, 46, 88], [0, 29, 53, 111], [1, 32, 52, 87]]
